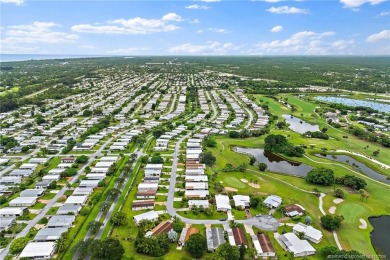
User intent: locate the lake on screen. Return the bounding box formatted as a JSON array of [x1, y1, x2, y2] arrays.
[[282, 114, 320, 134], [315, 154, 390, 184], [234, 147, 312, 177], [314, 96, 390, 113], [369, 216, 390, 257]]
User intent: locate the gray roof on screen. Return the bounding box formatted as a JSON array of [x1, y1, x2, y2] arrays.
[[47, 215, 75, 228], [56, 204, 81, 215], [20, 189, 45, 197], [0, 216, 16, 229], [34, 227, 68, 241]]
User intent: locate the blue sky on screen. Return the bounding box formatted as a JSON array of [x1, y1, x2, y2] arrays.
[[1, 0, 389, 55]]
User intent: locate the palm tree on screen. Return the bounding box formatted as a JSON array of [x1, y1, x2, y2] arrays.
[[55, 232, 68, 253]]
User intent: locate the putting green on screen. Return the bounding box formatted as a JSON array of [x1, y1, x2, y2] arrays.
[[338, 203, 367, 224], [223, 176, 246, 189]]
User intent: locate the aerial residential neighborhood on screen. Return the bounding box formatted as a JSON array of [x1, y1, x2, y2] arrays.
[[1, 0, 390, 259]]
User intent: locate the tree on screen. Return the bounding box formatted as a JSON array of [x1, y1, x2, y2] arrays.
[[83, 109, 93, 117], [91, 237, 124, 260], [107, 188, 120, 200], [249, 156, 256, 165], [111, 212, 128, 226], [100, 202, 110, 214], [55, 232, 68, 253], [205, 138, 217, 148], [71, 238, 95, 258], [185, 233, 207, 258], [75, 155, 89, 163], [150, 153, 164, 164], [130, 153, 138, 162], [321, 215, 344, 231], [334, 188, 345, 199], [239, 244, 246, 260], [10, 237, 29, 254], [373, 150, 379, 156], [152, 128, 165, 139], [250, 196, 261, 208], [217, 243, 240, 260], [305, 216, 312, 225], [167, 229, 178, 242], [228, 131, 240, 138], [258, 162, 267, 171], [87, 221, 102, 234], [305, 168, 335, 186], [172, 217, 185, 233], [199, 151, 216, 166]]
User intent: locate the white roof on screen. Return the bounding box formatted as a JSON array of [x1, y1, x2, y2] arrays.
[[9, 197, 37, 204], [95, 161, 114, 168], [281, 233, 316, 254], [133, 210, 159, 223], [100, 156, 119, 161], [0, 207, 26, 215], [20, 242, 55, 258], [65, 195, 87, 204], [293, 223, 323, 242], [233, 195, 250, 208], [188, 200, 209, 207], [215, 194, 231, 210], [264, 195, 282, 207]]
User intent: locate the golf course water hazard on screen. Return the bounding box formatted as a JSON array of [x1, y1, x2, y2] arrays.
[[315, 154, 390, 184], [282, 114, 320, 134], [314, 96, 390, 113], [369, 216, 390, 257], [234, 147, 312, 177]]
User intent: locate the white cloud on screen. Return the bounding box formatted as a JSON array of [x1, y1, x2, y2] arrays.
[[197, 28, 229, 33], [107, 47, 149, 54], [190, 19, 200, 24], [376, 11, 390, 17], [169, 41, 241, 54], [367, 30, 390, 42], [197, 0, 220, 2], [271, 25, 283, 32], [253, 0, 286, 2], [2, 21, 79, 45], [186, 4, 209, 9], [340, 0, 387, 8], [161, 13, 183, 21], [0, 0, 23, 5], [80, 45, 96, 49], [72, 13, 183, 34], [266, 6, 309, 14], [254, 30, 347, 54]]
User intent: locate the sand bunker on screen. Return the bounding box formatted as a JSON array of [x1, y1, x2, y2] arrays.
[[359, 218, 367, 229], [225, 187, 238, 192], [248, 183, 260, 188], [333, 198, 344, 204], [329, 206, 336, 214], [240, 179, 249, 183]]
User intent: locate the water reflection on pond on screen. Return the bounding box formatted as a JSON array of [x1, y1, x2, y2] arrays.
[[282, 114, 320, 134], [315, 154, 390, 184], [234, 147, 312, 177], [314, 96, 390, 113]]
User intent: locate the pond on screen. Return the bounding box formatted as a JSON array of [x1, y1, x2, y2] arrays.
[[282, 114, 320, 134], [314, 96, 390, 113], [369, 216, 390, 257], [315, 154, 390, 184], [234, 147, 312, 177]]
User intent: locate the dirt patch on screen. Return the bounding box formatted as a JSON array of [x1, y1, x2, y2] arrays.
[[248, 183, 260, 189], [359, 218, 367, 229], [240, 179, 249, 183], [329, 206, 336, 214], [333, 198, 344, 204], [38, 199, 50, 204], [225, 187, 238, 192]]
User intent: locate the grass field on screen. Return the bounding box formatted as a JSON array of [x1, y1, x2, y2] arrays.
[[223, 176, 247, 189], [339, 203, 367, 224]]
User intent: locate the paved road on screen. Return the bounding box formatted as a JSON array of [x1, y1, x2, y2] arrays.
[[164, 132, 277, 229], [229, 90, 254, 129], [205, 90, 218, 122], [0, 137, 114, 259]]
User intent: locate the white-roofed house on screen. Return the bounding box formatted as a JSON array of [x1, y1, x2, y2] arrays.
[[264, 195, 282, 209], [215, 194, 231, 212], [133, 210, 159, 225], [233, 195, 250, 210], [19, 241, 55, 259], [293, 223, 323, 243], [277, 232, 316, 257]]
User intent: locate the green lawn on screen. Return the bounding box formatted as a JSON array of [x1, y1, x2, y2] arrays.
[[223, 176, 247, 189], [338, 203, 367, 224]]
